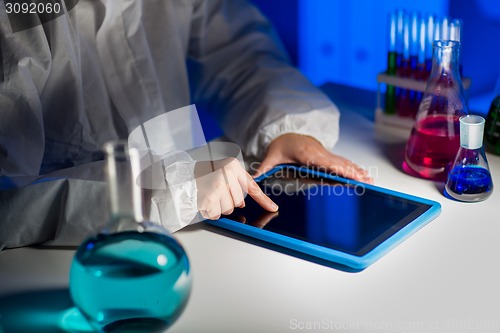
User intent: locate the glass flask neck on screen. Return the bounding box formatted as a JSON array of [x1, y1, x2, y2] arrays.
[[430, 40, 461, 79], [103, 141, 144, 224]]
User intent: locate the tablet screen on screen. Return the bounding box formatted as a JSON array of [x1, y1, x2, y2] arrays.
[[227, 166, 432, 257]]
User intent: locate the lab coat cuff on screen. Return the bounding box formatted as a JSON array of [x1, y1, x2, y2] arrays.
[[150, 160, 198, 233], [246, 106, 340, 159]]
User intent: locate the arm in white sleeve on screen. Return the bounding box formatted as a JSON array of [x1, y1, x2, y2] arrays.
[[145, 152, 199, 233], [247, 106, 340, 160], [0, 5, 121, 249], [188, 0, 340, 159]]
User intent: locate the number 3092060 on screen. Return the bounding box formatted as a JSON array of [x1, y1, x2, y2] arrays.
[[5, 2, 62, 14]]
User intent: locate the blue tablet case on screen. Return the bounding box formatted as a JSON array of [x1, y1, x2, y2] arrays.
[[206, 165, 441, 271]]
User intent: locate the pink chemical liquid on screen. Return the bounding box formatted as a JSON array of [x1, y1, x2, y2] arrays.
[[404, 114, 461, 180]]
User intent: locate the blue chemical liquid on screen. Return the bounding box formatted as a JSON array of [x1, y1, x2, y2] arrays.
[[69, 231, 191, 332], [445, 166, 493, 202]]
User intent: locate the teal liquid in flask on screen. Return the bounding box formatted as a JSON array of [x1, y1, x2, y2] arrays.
[[69, 141, 191, 332], [445, 115, 494, 202]]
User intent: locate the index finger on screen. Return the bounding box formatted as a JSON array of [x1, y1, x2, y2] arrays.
[[229, 161, 279, 212], [245, 172, 279, 212]]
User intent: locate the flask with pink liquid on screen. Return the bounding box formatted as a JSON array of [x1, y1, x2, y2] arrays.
[[404, 40, 468, 181]]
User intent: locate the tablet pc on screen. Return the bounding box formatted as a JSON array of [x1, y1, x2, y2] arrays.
[[205, 164, 441, 271]]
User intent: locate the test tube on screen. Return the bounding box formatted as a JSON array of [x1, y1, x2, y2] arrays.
[[397, 12, 412, 117], [394, 9, 405, 115], [450, 18, 462, 42], [417, 18, 427, 77], [385, 10, 398, 114], [425, 14, 435, 74], [408, 12, 420, 117], [441, 16, 450, 40], [409, 12, 419, 72], [450, 18, 463, 75], [413, 17, 427, 118], [395, 9, 405, 69], [388, 11, 397, 54], [434, 17, 442, 42], [397, 12, 411, 78]]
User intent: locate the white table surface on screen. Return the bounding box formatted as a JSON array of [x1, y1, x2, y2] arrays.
[[1, 85, 499, 333]]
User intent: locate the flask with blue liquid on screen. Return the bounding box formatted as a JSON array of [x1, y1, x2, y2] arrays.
[[445, 115, 494, 202], [69, 141, 191, 332]]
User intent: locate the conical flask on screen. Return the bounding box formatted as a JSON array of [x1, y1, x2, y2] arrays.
[[69, 140, 191, 332], [404, 40, 468, 181], [445, 115, 493, 202]]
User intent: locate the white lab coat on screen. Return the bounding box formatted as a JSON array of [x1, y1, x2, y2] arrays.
[[0, 0, 340, 249]]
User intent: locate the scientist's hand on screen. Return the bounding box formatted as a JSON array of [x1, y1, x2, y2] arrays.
[[254, 133, 373, 184], [195, 158, 278, 220]]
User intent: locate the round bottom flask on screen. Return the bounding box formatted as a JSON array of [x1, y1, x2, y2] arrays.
[[69, 141, 191, 332]]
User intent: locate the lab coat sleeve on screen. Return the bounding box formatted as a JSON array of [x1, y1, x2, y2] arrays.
[[0, 163, 110, 250], [138, 151, 199, 233], [188, 0, 340, 159], [0, 15, 48, 179], [0, 12, 106, 250], [0, 155, 199, 250]]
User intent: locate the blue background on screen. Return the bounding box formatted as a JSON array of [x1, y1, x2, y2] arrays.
[[200, 0, 500, 140], [253, 0, 500, 114]]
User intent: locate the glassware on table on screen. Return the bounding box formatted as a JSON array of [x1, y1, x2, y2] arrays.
[[449, 18, 463, 76], [407, 11, 421, 118], [69, 141, 191, 333], [393, 9, 405, 115], [384, 10, 398, 115], [404, 40, 468, 181], [445, 115, 493, 202], [396, 12, 413, 118], [424, 14, 435, 74], [414, 17, 427, 112]]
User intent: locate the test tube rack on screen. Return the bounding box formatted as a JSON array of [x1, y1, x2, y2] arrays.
[[375, 72, 471, 130]]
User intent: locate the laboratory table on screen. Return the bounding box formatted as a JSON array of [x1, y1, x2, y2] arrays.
[[1, 83, 499, 333]]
